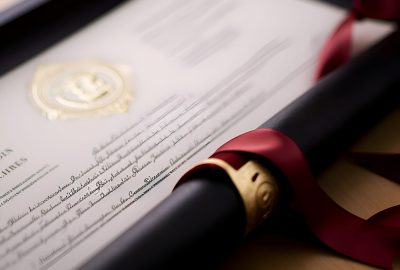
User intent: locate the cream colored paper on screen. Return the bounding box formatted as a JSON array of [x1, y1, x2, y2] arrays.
[[0, 0, 392, 269]]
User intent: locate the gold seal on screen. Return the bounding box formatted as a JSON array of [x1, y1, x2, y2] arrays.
[[30, 61, 132, 120]]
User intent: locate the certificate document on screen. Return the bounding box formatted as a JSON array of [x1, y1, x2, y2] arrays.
[[0, 0, 391, 269]]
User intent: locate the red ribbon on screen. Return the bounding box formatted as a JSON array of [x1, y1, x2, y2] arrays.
[[315, 0, 400, 80], [178, 1, 400, 267], [212, 129, 400, 269]]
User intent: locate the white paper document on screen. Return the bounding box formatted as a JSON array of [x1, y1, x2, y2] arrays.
[[0, 0, 391, 269]]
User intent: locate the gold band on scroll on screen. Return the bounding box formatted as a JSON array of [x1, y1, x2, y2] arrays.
[[195, 158, 279, 234]]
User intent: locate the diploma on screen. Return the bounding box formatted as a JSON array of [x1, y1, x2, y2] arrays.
[[0, 1, 393, 270], [80, 31, 400, 270]]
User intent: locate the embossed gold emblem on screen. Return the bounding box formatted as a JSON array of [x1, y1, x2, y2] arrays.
[[30, 61, 132, 119]]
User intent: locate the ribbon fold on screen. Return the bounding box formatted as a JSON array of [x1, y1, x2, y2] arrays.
[[213, 129, 400, 269]]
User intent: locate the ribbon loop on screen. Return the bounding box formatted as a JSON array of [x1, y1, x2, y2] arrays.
[[211, 128, 400, 269], [315, 0, 400, 80]]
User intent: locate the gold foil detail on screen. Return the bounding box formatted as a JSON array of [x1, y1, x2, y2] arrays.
[[197, 158, 279, 234], [30, 61, 132, 120]]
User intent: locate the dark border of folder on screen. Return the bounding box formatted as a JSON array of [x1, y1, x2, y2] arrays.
[[0, 0, 127, 76]]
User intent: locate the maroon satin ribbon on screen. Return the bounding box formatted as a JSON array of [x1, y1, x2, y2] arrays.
[[315, 0, 400, 80], [211, 129, 400, 269], [178, 1, 400, 267]]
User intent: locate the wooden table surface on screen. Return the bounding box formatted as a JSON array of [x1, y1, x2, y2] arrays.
[[219, 108, 400, 270]]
